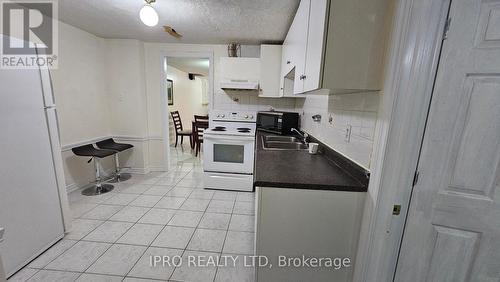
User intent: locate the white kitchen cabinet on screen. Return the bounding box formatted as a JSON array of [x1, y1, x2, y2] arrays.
[[290, 0, 310, 94], [278, 0, 323, 95], [280, 38, 291, 96], [321, 0, 393, 93], [277, 0, 310, 96], [259, 45, 282, 98], [279, 0, 393, 95], [303, 0, 329, 92], [255, 186, 365, 282]]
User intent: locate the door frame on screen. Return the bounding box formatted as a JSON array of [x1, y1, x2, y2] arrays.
[[159, 51, 214, 170], [353, 0, 451, 281]]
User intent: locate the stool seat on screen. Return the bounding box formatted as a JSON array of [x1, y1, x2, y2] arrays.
[[72, 144, 115, 158], [96, 138, 134, 152], [96, 138, 133, 183]]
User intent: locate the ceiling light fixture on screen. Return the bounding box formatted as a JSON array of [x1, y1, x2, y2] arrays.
[[140, 0, 159, 27]]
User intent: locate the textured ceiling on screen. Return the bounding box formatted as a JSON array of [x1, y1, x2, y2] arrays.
[[57, 0, 300, 44], [167, 57, 209, 76]]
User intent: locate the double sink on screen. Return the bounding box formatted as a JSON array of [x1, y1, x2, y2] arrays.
[[261, 135, 308, 151]]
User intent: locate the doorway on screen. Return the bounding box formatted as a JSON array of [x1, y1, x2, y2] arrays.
[[160, 52, 214, 171]]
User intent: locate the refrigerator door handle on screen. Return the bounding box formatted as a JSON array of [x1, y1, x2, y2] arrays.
[[35, 44, 57, 107]]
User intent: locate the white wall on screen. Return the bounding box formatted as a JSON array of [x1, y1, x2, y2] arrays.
[[296, 91, 380, 169], [105, 39, 148, 138], [105, 39, 150, 173], [53, 26, 153, 190], [167, 65, 208, 121], [51, 22, 114, 191], [52, 22, 109, 145]]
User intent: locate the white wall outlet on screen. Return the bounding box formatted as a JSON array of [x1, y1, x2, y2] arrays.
[[329, 114, 334, 125]]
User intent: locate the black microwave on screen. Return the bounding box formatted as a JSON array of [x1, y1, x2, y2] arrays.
[[257, 111, 300, 135]]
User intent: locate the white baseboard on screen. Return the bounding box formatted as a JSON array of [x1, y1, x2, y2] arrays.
[[123, 166, 168, 174], [66, 183, 80, 193], [124, 167, 150, 175]]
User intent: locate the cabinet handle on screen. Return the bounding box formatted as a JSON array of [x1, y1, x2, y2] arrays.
[[300, 75, 307, 80], [287, 61, 291, 64]]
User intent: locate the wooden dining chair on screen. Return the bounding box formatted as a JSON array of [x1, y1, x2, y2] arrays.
[[170, 111, 192, 148], [193, 120, 209, 157], [194, 115, 209, 122]]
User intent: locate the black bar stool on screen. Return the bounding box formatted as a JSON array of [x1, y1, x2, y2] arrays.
[[72, 144, 116, 196], [96, 138, 134, 182]]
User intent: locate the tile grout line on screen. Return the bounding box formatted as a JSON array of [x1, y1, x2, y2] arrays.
[[16, 149, 197, 281], [123, 165, 196, 281], [23, 158, 254, 281], [212, 197, 237, 282], [168, 171, 203, 281], [81, 172, 180, 280], [121, 168, 192, 280], [42, 176, 160, 280]]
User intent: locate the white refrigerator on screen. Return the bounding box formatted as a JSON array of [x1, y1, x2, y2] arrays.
[[0, 37, 69, 278]]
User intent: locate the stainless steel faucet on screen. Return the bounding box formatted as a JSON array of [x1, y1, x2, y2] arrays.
[[291, 128, 309, 145]]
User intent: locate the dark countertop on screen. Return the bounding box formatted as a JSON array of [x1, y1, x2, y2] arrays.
[[254, 130, 369, 192]]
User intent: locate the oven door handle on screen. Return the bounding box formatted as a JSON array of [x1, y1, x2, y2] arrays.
[[208, 173, 252, 179], [204, 135, 255, 143]]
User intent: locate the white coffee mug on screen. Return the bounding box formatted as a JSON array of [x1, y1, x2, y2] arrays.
[[308, 143, 319, 154]]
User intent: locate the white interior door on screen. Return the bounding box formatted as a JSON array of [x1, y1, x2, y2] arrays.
[[395, 0, 500, 281]]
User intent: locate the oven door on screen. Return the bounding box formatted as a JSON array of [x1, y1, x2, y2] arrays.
[[203, 134, 255, 174]]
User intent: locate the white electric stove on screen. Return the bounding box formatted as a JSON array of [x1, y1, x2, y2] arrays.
[[203, 110, 257, 192]]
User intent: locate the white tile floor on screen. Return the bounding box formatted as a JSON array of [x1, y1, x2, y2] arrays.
[[8, 145, 256, 282]]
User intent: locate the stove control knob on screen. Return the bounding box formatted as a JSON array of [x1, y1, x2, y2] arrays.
[[216, 114, 220, 118], [249, 115, 254, 119], [244, 115, 249, 119], [221, 114, 225, 118]]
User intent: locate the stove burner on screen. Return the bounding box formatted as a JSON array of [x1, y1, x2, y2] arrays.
[[214, 126, 226, 130], [237, 128, 251, 131], [212, 128, 226, 131], [238, 129, 251, 133]]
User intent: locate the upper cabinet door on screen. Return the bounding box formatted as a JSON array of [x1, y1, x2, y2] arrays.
[[280, 36, 291, 96], [291, 0, 310, 94], [259, 45, 283, 98], [303, 0, 328, 93], [278, 0, 392, 96], [322, 0, 393, 93]]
